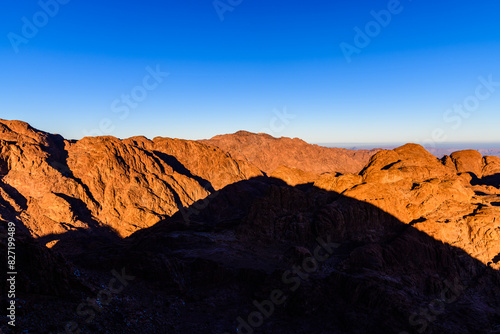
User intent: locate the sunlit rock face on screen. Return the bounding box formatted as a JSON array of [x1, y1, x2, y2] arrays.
[[273, 143, 500, 269], [200, 130, 379, 175], [0, 119, 262, 237]]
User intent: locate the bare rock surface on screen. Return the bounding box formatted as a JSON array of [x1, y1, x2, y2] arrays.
[[200, 131, 379, 175], [0, 119, 261, 237], [276, 143, 500, 269]]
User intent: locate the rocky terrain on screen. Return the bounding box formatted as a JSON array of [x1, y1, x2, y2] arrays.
[[0, 120, 262, 238], [1, 119, 500, 333], [427, 147, 500, 159], [200, 131, 379, 175]]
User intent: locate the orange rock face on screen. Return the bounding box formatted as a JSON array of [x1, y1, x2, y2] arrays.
[[0, 119, 261, 237], [200, 130, 379, 175], [296, 143, 500, 268]]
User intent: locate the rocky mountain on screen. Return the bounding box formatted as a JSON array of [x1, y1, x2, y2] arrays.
[[0, 119, 261, 238], [200, 131, 379, 175], [1, 119, 500, 333], [427, 147, 500, 159]]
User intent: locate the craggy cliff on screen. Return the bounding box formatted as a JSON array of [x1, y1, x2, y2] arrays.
[[0, 120, 261, 237], [201, 131, 379, 175]]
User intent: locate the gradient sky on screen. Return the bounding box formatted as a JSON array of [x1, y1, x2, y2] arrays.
[[1, 0, 499, 145]]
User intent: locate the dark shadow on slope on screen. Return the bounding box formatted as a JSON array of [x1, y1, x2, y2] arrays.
[[15, 176, 500, 334], [46, 134, 101, 207], [152, 150, 215, 192], [381, 160, 401, 170], [36, 224, 123, 267], [0, 179, 28, 210], [0, 157, 8, 177], [409, 217, 426, 226], [54, 193, 102, 229], [61, 176, 499, 334], [0, 181, 31, 236], [35, 193, 122, 262], [0, 220, 92, 322], [472, 172, 500, 187]]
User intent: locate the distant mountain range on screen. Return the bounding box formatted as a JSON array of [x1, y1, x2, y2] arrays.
[[319, 143, 500, 158]]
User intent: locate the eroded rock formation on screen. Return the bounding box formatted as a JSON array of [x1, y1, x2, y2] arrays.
[[0, 119, 261, 237], [200, 130, 379, 175]]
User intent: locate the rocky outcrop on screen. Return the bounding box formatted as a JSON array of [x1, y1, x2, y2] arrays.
[[359, 143, 457, 182], [0, 119, 261, 237], [254, 143, 500, 270], [427, 147, 500, 159], [284, 143, 500, 269], [269, 165, 321, 186], [200, 130, 379, 175]]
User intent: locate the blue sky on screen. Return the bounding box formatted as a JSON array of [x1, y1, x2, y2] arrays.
[[1, 0, 499, 146]]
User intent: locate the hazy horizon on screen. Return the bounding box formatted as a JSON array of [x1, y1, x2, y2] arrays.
[[319, 142, 500, 150]]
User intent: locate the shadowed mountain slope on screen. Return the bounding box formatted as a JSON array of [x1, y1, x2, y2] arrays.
[[5, 178, 500, 333]]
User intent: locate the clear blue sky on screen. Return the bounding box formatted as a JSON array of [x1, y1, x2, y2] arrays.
[[1, 0, 499, 145]]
